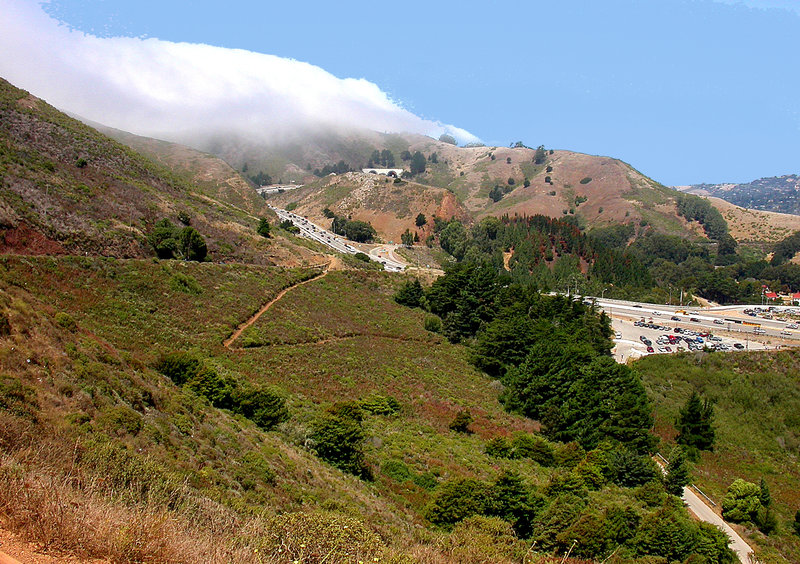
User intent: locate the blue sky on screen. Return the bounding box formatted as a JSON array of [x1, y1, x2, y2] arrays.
[[4, 0, 799, 185]]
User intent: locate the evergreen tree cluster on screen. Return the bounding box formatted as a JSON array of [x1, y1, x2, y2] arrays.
[[398, 261, 656, 453], [313, 160, 351, 177], [424, 442, 734, 563], [367, 149, 395, 168], [147, 219, 208, 262], [329, 213, 377, 243], [676, 193, 729, 241], [434, 215, 652, 291]]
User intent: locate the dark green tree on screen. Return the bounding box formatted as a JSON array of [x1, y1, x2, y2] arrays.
[[439, 133, 457, 145], [676, 391, 715, 457], [759, 476, 771, 507], [534, 145, 547, 165], [178, 227, 207, 261], [311, 404, 370, 479], [415, 213, 427, 227], [234, 386, 289, 430], [401, 228, 414, 247], [148, 218, 179, 259], [410, 151, 427, 174], [449, 409, 474, 433], [394, 279, 424, 308], [257, 217, 271, 238], [664, 446, 690, 496]]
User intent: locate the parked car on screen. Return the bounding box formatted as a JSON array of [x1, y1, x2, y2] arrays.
[[646, 346, 654, 353], [671, 316, 681, 321], [713, 319, 724, 325]]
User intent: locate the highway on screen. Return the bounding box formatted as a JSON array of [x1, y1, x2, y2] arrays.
[[269, 205, 406, 272]]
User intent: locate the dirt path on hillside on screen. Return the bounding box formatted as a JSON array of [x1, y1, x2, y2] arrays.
[[0, 526, 106, 564], [223, 265, 329, 348]]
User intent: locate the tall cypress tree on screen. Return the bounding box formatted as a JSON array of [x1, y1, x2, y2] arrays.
[[675, 391, 715, 457], [665, 447, 690, 496]]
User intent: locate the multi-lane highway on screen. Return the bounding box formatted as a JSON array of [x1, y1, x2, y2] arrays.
[[269, 205, 406, 272]]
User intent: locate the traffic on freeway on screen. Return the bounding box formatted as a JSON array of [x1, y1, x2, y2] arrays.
[[269, 205, 406, 272]]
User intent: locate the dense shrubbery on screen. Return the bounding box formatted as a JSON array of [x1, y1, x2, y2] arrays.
[[330, 214, 377, 243], [396, 261, 656, 453], [155, 352, 288, 430], [310, 402, 371, 479], [147, 219, 207, 261]]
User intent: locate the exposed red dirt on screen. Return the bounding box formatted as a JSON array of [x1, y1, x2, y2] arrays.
[[0, 224, 67, 256]]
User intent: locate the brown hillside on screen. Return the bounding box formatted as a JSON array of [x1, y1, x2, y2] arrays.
[[707, 196, 800, 245], [270, 172, 470, 242]]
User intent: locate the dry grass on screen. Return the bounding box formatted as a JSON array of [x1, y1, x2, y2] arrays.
[[0, 414, 255, 563]]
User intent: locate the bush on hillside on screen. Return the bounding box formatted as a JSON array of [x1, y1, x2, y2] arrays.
[[233, 386, 289, 430]]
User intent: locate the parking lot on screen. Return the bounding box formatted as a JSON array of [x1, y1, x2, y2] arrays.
[[610, 314, 769, 362]]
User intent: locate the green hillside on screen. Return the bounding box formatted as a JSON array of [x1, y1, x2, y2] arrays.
[[636, 351, 800, 563], [0, 254, 744, 563], [0, 78, 322, 267]]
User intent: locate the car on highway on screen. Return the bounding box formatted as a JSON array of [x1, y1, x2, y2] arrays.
[[734, 343, 745, 349], [713, 319, 724, 325], [671, 316, 681, 321], [787, 323, 798, 329], [690, 317, 700, 322], [754, 328, 766, 334]]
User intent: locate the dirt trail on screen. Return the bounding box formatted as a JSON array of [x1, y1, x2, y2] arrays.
[[0, 526, 105, 564], [223, 265, 329, 348]]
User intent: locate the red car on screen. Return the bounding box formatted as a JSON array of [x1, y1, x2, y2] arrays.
[[646, 346, 654, 353]]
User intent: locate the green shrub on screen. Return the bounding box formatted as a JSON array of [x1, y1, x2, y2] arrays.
[[485, 436, 514, 458], [449, 409, 474, 433], [54, 311, 77, 331], [311, 407, 371, 479], [414, 472, 439, 490], [75, 157, 87, 168], [580, 177, 592, 184], [148, 218, 179, 259], [184, 365, 237, 409], [285, 202, 298, 211], [423, 315, 442, 333], [233, 386, 290, 430], [382, 460, 413, 483], [155, 352, 201, 385], [425, 478, 491, 529], [0, 374, 38, 419], [169, 272, 203, 295], [511, 433, 555, 466], [353, 252, 371, 262], [97, 405, 143, 436], [359, 394, 401, 415], [177, 210, 191, 225], [722, 479, 760, 523]]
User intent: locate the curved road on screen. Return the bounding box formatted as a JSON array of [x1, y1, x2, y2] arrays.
[[656, 458, 755, 563], [682, 486, 755, 563]]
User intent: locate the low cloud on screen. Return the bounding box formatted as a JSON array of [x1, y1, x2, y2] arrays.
[[0, 1, 478, 146]]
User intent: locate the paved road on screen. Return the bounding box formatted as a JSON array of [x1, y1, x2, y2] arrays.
[[269, 205, 406, 271], [682, 486, 755, 563], [654, 458, 755, 563]]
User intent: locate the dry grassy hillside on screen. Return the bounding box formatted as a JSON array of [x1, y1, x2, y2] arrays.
[[707, 196, 800, 245], [270, 172, 470, 242], [0, 77, 325, 267]]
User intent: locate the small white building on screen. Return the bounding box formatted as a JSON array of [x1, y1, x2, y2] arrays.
[[362, 168, 404, 178]]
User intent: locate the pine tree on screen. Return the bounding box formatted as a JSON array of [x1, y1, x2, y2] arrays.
[[675, 390, 715, 458], [664, 447, 690, 496], [759, 476, 771, 507]]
